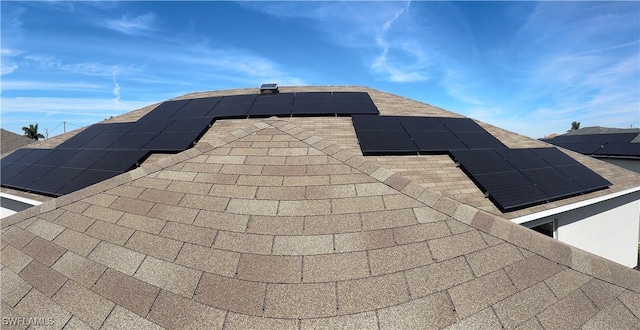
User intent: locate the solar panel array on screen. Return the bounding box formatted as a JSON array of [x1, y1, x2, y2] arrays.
[[352, 115, 506, 155], [351, 115, 612, 212], [541, 133, 640, 157], [1, 92, 378, 196], [450, 148, 611, 211]]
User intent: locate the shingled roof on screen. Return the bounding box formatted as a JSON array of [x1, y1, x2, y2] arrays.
[[2, 86, 640, 329], [1, 129, 35, 155]]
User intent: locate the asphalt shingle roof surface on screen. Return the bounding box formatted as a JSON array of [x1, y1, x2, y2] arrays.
[[2, 87, 640, 329]]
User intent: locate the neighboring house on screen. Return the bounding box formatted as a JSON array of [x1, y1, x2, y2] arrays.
[[1, 86, 640, 328], [541, 127, 640, 174], [1, 128, 35, 155]]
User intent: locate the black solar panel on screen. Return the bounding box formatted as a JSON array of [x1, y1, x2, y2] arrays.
[[594, 143, 640, 157], [291, 102, 335, 116], [88, 150, 148, 172], [56, 169, 120, 196], [60, 149, 109, 169], [495, 149, 550, 170], [34, 149, 80, 166], [27, 167, 84, 196], [217, 94, 257, 105], [521, 168, 584, 200], [1, 149, 35, 166], [412, 131, 466, 153], [78, 134, 122, 149], [3, 165, 55, 189], [439, 118, 484, 132], [143, 131, 201, 152], [530, 148, 579, 167], [247, 102, 292, 117], [175, 97, 222, 118], [398, 117, 448, 132], [333, 92, 372, 102], [352, 115, 404, 131], [56, 135, 93, 149], [456, 131, 507, 149], [556, 164, 612, 192], [163, 117, 213, 133], [334, 101, 379, 115], [134, 119, 172, 134], [450, 149, 516, 175], [102, 122, 136, 135], [75, 123, 112, 136], [1, 164, 29, 181], [355, 130, 418, 155], [12, 149, 53, 165], [473, 171, 549, 212], [140, 100, 190, 121], [295, 92, 333, 102], [208, 103, 250, 118], [109, 133, 158, 150], [254, 93, 294, 104], [554, 143, 603, 155]]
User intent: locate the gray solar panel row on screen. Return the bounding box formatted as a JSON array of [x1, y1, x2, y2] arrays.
[[352, 115, 506, 155], [542, 133, 639, 157], [1, 92, 378, 196], [449, 148, 611, 211]]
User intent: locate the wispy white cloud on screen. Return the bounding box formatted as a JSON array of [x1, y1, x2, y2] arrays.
[[111, 75, 120, 100], [1, 96, 153, 116], [104, 13, 157, 35], [1, 81, 101, 91]]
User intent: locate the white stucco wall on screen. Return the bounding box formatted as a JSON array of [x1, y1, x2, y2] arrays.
[[517, 189, 640, 268]]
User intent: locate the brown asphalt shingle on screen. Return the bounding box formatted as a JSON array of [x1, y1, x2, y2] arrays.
[[1, 87, 640, 328]]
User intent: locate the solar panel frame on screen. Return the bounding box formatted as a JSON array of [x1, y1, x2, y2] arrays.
[[455, 131, 508, 149], [530, 148, 579, 167], [101, 122, 136, 135], [26, 167, 84, 196], [473, 171, 549, 212], [76, 134, 123, 149], [162, 117, 214, 133], [143, 131, 202, 152], [59, 149, 109, 169], [555, 164, 612, 192], [411, 131, 467, 153], [1, 163, 29, 182], [134, 119, 172, 134], [56, 169, 121, 196], [439, 117, 485, 132], [594, 143, 640, 157], [208, 103, 250, 118], [495, 149, 551, 170], [291, 101, 335, 116], [108, 132, 159, 150], [34, 149, 80, 166], [332, 92, 372, 102], [254, 93, 294, 104], [398, 117, 449, 132], [449, 149, 516, 175], [334, 101, 379, 115], [217, 94, 257, 105], [139, 100, 190, 121], [12, 149, 53, 165], [294, 92, 333, 102], [520, 168, 584, 200], [3, 165, 55, 190], [355, 130, 419, 155], [1, 149, 35, 166], [351, 115, 404, 131], [246, 102, 292, 117]]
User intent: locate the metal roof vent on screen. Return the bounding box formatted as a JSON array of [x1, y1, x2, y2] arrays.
[[259, 83, 279, 94]]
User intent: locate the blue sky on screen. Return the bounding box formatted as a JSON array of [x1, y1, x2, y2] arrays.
[[1, 1, 638, 139]]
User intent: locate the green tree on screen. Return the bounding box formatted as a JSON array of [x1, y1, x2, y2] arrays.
[[570, 121, 581, 130], [22, 123, 45, 140]]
